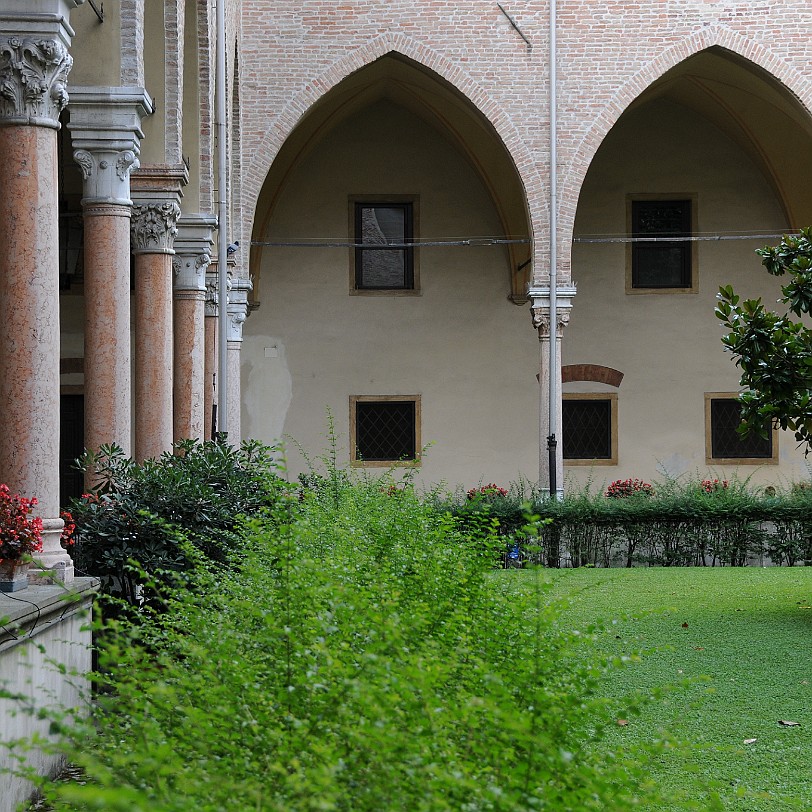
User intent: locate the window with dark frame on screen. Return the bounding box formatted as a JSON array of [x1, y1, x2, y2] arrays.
[[631, 199, 692, 289], [354, 202, 414, 290], [354, 399, 417, 462], [710, 397, 773, 460], [563, 398, 613, 460]]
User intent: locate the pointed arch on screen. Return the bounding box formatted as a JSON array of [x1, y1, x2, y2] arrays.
[[242, 33, 545, 258], [557, 26, 812, 274]]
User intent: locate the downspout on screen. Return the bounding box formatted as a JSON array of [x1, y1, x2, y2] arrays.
[[548, 0, 559, 499], [215, 0, 229, 438]]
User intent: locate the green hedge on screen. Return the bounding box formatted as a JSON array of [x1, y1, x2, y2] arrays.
[[439, 479, 812, 568]]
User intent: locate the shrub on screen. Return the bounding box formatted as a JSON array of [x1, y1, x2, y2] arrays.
[[31, 474, 666, 811], [67, 438, 286, 602], [0, 484, 42, 563]]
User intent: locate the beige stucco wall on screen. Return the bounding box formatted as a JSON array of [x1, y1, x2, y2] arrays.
[[567, 97, 808, 488], [242, 100, 539, 488]]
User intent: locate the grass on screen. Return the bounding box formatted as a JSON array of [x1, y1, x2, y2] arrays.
[[508, 567, 812, 810]]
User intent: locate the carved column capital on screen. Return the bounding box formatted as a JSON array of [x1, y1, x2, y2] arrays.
[[131, 201, 181, 254], [67, 86, 153, 205], [173, 213, 217, 292], [528, 285, 577, 339], [226, 277, 253, 342], [0, 35, 73, 127]]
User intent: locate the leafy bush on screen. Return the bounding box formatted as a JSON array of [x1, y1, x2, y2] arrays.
[[30, 473, 669, 811], [68, 438, 286, 602]]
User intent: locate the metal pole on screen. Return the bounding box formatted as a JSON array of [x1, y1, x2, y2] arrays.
[[215, 0, 229, 439], [548, 0, 559, 499]]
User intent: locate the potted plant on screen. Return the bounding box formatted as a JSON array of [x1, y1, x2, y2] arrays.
[[0, 484, 43, 592]]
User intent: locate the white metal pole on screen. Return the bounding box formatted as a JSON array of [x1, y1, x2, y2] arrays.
[[548, 0, 559, 497], [215, 0, 229, 438]]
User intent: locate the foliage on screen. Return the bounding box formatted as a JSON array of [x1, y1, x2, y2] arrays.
[[715, 227, 812, 450], [436, 475, 812, 568], [28, 473, 668, 811], [67, 438, 286, 602], [0, 483, 42, 563]]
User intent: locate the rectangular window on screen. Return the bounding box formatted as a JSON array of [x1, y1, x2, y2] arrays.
[[354, 202, 414, 290], [562, 394, 618, 465], [705, 394, 777, 464], [350, 395, 421, 466], [630, 198, 693, 290]]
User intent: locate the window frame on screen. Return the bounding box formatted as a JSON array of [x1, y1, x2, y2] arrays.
[[349, 394, 422, 467], [562, 393, 618, 466], [349, 195, 420, 295], [704, 393, 778, 465], [625, 194, 698, 294]]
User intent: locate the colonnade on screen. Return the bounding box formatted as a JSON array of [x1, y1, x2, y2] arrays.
[[0, 2, 247, 584]]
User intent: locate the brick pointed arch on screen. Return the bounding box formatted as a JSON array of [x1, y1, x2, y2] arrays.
[[557, 26, 812, 282], [241, 32, 545, 251]]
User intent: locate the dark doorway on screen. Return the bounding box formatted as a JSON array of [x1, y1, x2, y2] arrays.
[[60, 394, 84, 507]]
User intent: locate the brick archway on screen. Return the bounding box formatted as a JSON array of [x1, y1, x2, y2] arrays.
[[241, 33, 545, 259], [556, 26, 812, 284]]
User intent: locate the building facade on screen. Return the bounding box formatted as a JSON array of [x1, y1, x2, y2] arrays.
[[1, 1, 812, 587]]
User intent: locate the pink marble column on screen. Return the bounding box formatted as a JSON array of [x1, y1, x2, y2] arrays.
[[68, 87, 152, 461], [82, 206, 133, 455], [0, 21, 82, 582], [173, 215, 215, 443], [130, 165, 187, 461]]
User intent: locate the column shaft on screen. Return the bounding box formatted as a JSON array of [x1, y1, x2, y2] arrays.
[[227, 341, 241, 442], [173, 291, 206, 441], [204, 314, 217, 441], [83, 205, 132, 456], [0, 126, 61, 517], [134, 253, 174, 461]]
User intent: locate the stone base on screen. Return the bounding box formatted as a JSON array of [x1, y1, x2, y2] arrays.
[[29, 560, 75, 586], [0, 573, 29, 592]]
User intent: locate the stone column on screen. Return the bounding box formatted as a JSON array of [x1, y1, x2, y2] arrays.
[[203, 262, 219, 441], [529, 285, 576, 498], [225, 276, 251, 443], [67, 87, 153, 462], [0, 3, 84, 583], [130, 165, 187, 461], [172, 214, 215, 443]]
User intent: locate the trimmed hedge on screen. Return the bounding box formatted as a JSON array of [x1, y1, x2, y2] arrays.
[[439, 479, 812, 568]]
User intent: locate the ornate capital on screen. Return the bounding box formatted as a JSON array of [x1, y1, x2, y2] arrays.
[[226, 276, 252, 342], [528, 285, 577, 339], [173, 212, 216, 292], [73, 146, 140, 205], [0, 36, 73, 127], [173, 250, 211, 292], [131, 201, 181, 253]]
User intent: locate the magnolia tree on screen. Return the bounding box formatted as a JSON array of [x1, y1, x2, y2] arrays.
[[716, 227, 812, 451]]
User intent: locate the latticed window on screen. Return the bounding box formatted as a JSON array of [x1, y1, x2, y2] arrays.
[[631, 199, 692, 288], [563, 398, 613, 460], [354, 203, 414, 289], [351, 397, 420, 464], [710, 397, 773, 460]]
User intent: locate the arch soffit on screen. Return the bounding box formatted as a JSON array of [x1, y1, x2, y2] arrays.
[[559, 26, 812, 243], [242, 33, 545, 243]]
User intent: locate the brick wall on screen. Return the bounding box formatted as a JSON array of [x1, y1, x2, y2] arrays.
[[237, 1, 812, 285]]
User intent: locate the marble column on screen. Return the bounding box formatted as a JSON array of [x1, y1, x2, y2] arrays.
[[203, 262, 219, 441], [225, 276, 252, 443], [172, 214, 215, 443], [67, 87, 153, 462], [130, 165, 187, 462], [529, 285, 576, 498], [0, 4, 84, 583]]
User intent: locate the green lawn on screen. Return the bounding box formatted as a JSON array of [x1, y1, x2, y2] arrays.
[[509, 567, 812, 810]]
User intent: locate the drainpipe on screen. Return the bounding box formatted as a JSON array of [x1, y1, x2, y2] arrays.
[[548, 0, 559, 499], [215, 0, 229, 438]]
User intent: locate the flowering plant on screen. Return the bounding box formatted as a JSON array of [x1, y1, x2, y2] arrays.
[[700, 479, 729, 494], [61, 509, 76, 548], [467, 483, 509, 500], [0, 484, 43, 563], [605, 478, 654, 498]]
